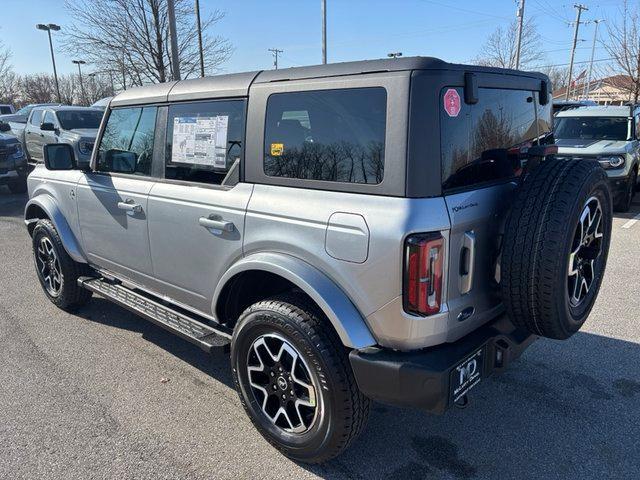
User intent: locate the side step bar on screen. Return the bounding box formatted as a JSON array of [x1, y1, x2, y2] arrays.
[[78, 277, 231, 352]]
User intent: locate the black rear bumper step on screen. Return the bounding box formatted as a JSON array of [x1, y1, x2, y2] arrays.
[[78, 277, 231, 352], [349, 314, 536, 414]]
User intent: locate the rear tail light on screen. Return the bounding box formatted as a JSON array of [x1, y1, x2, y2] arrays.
[[403, 233, 444, 316]]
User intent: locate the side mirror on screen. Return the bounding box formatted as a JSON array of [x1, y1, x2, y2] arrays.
[[40, 122, 56, 131], [43, 143, 77, 170], [103, 149, 137, 174], [0, 122, 10, 132]]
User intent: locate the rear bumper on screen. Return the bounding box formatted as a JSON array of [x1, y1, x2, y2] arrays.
[[349, 314, 536, 414]]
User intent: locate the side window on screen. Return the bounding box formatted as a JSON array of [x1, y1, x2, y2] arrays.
[[43, 111, 56, 126], [263, 87, 387, 184], [165, 100, 245, 185], [97, 106, 157, 176], [30, 110, 43, 126], [635, 113, 640, 140]]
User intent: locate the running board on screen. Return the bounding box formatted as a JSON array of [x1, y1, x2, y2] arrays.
[[78, 277, 231, 352]]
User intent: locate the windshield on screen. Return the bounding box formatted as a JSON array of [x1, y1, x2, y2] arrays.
[[57, 110, 103, 130], [16, 105, 33, 116], [554, 116, 628, 141]]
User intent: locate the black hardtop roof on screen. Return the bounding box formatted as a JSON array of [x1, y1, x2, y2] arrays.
[[110, 56, 549, 107]]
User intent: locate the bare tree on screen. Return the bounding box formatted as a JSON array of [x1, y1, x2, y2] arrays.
[[602, 0, 640, 103], [540, 65, 570, 93], [473, 17, 544, 70], [62, 0, 232, 88], [0, 39, 20, 105], [20, 74, 56, 104]]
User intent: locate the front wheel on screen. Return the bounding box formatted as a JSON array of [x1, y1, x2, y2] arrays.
[[615, 170, 637, 213], [231, 294, 370, 464], [31, 219, 92, 310]]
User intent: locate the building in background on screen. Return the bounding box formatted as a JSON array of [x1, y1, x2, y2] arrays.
[[553, 75, 635, 105]]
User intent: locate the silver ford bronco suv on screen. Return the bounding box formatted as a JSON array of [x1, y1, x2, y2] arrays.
[[24, 57, 613, 463]]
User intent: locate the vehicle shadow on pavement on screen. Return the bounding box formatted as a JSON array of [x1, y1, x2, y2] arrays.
[[76, 297, 640, 479], [78, 298, 235, 388], [307, 332, 640, 480]]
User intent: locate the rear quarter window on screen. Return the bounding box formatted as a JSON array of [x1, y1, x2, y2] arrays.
[[441, 87, 551, 192], [263, 87, 387, 185]]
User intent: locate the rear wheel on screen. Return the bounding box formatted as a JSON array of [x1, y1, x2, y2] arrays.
[[231, 294, 370, 463], [32, 219, 92, 310], [501, 159, 612, 339]]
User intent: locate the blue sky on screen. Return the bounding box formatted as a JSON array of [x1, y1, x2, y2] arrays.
[[0, 0, 626, 77]]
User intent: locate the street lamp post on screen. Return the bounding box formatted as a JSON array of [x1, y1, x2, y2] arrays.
[[387, 52, 403, 59], [36, 23, 61, 103], [73, 60, 86, 104]]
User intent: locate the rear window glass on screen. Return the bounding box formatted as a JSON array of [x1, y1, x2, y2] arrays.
[[264, 87, 386, 185], [441, 87, 551, 192], [0, 106, 11, 114], [554, 117, 628, 141], [57, 110, 103, 130]]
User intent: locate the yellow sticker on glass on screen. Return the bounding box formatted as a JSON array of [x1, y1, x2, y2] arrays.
[[271, 143, 284, 156]]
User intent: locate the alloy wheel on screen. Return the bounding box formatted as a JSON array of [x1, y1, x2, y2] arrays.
[[36, 237, 63, 297], [246, 333, 318, 434], [567, 197, 603, 307]]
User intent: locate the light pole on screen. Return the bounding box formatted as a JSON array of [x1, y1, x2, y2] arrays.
[[584, 20, 604, 100], [36, 23, 61, 103], [73, 60, 86, 104], [167, 0, 181, 80], [515, 0, 526, 69], [387, 52, 403, 59], [195, 0, 205, 77], [321, 0, 327, 64]]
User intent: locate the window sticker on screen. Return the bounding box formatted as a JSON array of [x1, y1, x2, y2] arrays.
[[270, 143, 284, 156], [172, 115, 229, 168]]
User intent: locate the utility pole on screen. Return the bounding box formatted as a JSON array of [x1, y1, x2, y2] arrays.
[[584, 19, 604, 100], [72, 60, 86, 104], [167, 0, 181, 80], [268, 48, 283, 69], [36, 24, 61, 103], [195, 0, 205, 77], [321, 0, 327, 64], [565, 3, 589, 101], [515, 0, 526, 69]]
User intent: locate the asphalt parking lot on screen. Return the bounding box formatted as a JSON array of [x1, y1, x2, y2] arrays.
[[1, 188, 639, 480]]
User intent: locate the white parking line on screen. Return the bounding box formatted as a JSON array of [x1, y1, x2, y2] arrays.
[[621, 212, 640, 229]]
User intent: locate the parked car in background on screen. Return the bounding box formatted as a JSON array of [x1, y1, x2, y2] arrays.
[[24, 106, 103, 166], [91, 97, 112, 110], [555, 105, 639, 212], [0, 103, 61, 125], [0, 122, 28, 193], [0, 104, 16, 115], [552, 99, 597, 116]]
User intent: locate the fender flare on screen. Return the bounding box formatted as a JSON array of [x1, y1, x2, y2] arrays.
[[24, 195, 87, 264], [213, 252, 377, 349]]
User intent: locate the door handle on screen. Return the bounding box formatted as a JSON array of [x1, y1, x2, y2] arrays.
[[117, 200, 142, 213], [460, 231, 476, 295], [198, 216, 234, 232]]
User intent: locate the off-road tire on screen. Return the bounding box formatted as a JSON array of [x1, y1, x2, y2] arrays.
[[231, 294, 370, 463], [32, 219, 92, 310], [8, 177, 27, 194], [615, 169, 637, 213], [501, 158, 612, 339]]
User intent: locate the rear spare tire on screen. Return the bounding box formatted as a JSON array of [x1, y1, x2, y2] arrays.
[[501, 158, 612, 339]]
